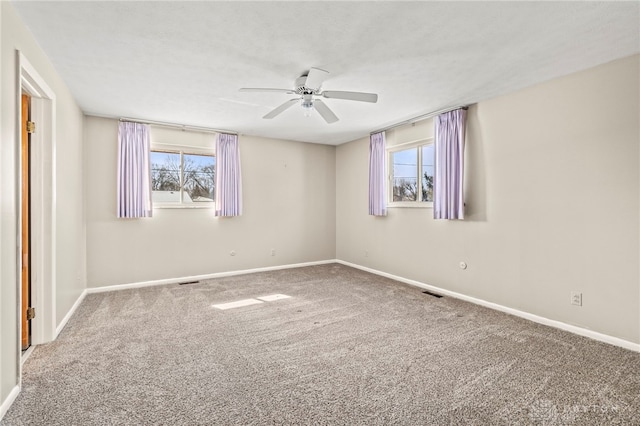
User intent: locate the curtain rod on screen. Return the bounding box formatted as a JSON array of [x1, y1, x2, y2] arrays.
[[84, 113, 235, 135], [371, 105, 469, 135], [119, 116, 237, 135]]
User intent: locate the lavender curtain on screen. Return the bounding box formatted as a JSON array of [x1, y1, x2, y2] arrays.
[[215, 133, 242, 217], [433, 109, 467, 219], [368, 131, 387, 216], [117, 121, 152, 218]]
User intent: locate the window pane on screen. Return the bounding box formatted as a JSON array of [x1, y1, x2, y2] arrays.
[[151, 151, 181, 203], [183, 153, 215, 203], [421, 144, 434, 202], [392, 148, 418, 201]]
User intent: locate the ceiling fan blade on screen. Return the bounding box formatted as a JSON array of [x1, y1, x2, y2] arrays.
[[240, 88, 295, 94], [263, 99, 299, 119], [313, 99, 339, 124], [321, 91, 378, 103], [303, 67, 329, 89]]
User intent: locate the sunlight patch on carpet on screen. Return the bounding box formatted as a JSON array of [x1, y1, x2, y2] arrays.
[[257, 294, 291, 302], [212, 299, 264, 310], [213, 294, 292, 310]]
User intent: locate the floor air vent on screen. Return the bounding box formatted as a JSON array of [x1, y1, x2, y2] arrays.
[[179, 281, 200, 285], [422, 290, 443, 298]]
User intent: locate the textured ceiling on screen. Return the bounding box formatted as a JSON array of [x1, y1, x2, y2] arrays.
[[11, 1, 640, 145]]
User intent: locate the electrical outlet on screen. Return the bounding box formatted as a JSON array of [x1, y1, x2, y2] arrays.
[[365, 251, 369, 257], [270, 249, 276, 256], [570, 292, 582, 306], [230, 250, 236, 256]]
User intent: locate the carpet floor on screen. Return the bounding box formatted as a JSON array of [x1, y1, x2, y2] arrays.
[[2, 264, 639, 425]]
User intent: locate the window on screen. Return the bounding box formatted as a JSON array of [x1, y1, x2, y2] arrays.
[[388, 139, 434, 206], [150, 148, 215, 207]]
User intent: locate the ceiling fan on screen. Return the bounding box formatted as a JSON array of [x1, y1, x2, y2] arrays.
[[239, 67, 378, 124]]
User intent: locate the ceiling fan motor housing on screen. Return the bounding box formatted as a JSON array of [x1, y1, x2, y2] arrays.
[[295, 76, 319, 94]]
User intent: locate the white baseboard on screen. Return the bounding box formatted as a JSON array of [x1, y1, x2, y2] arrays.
[[20, 345, 35, 365], [336, 260, 640, 353], [0, 385, 20, 421], [86, 259, 339, 294], [55, 289, 88, 338]]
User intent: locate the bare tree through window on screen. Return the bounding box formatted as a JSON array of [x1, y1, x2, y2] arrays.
[[390, 143, 434, 204], [151, 151, 215, 204]]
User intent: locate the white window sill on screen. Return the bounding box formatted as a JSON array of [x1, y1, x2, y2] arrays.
[[153, 204, 215, 209], [387, 202, 433, 209]]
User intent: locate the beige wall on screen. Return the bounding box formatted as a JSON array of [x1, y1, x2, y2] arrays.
[[84, 117, 336, 287], [337, 54, 640, 344], [1, 1, 85, 408]]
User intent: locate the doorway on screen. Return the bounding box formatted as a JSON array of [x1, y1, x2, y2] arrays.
[[18, 51, 57, 367]]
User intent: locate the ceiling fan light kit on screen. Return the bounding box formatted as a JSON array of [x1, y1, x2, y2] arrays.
[[240, 67, 378, 124], [301, 96, 314, 117]]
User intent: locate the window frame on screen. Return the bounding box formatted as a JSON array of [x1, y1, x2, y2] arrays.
[[150, 143, 216, 209], [387, 137, 434, 209]]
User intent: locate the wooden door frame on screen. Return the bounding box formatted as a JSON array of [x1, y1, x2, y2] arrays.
[[21, 93, 31, 352], [17, 51, 57, 372]]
